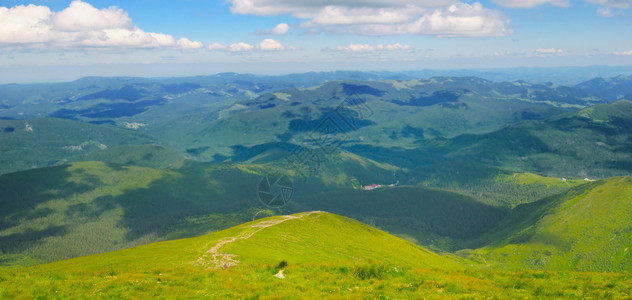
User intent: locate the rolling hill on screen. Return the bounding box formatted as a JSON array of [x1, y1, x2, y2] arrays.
[[0, 154, 576, 267], [160, 77, 579, 160], [2, 72, 632, 298], [461, 176, 632, 272], [0, 161, 274, 267], [1, 211, 631, 299], [444, 100, 632, 179]]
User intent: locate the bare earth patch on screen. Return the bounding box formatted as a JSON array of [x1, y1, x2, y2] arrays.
[[194, 211, 321, 269]]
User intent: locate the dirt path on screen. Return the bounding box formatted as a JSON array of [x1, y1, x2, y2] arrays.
[[194, 211, 321, 269]]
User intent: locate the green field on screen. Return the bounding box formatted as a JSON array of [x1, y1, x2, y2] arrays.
[[1, 212, 631, 299]]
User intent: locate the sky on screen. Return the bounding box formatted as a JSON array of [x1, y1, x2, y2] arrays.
[[0, 0, 631, 83]]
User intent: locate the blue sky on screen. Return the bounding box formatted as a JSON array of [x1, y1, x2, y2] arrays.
[[0, 0, 631, 82]]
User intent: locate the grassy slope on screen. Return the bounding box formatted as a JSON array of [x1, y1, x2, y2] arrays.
[[468, 176, 632, 271], [219, 212, 453, 268], [1, 212, 631, 299], [0, 155, 589, 267], [296, 186, 507, 252], [0, 161, 271, 267]]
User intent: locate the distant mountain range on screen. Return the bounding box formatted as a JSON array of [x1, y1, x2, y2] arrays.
[[2, 73, 632, 176]]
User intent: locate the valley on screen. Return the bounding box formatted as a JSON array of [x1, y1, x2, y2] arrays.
[[1, 71, 632, 297]]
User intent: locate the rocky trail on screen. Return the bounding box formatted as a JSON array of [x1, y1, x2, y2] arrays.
[[194, 211, 321, 269]]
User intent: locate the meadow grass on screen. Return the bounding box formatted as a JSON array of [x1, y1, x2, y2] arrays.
[[2, 211, 632, 298]]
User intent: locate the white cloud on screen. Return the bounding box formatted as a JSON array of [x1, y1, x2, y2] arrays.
[[207, 42, 228, 51], [347, 3, 511, 37], [0, 1, 202, 51], [492, 0, 569, 8], [226, 0, 510, 37], [229, 42, 255, 52], [209, 39, 295, 53], [177, 38, 204, 50], [382, 43, 411, 50], [326, 43, 412, 52], [408, 3, 511, 37], [330, 44, 376, 52], [268, 23, 290, 35], [52, 1, 132, 31], [303, 6, 422, 26], [535, 48, 564, 56], [227, 0, 458, 16], [613, 49, 632, 55], [258, 38, 285, 51]]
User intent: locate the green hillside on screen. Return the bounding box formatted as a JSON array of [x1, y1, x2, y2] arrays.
[[0, 161, 271, 267], [0, 155, 590, 267], [296, 186, 507, 252], [0, 118, 156, 175], [2, 211, 631, 299], [445, 100, 632, 179], [400, 160, 587, 207], [465, 176, 632, 271], [3, 74, 632, 298], [0, 155, 404, 268]]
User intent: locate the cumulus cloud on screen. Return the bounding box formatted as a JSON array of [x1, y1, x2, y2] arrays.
[[303, 6, 422, 26], [613, 49, 632, 55], [229, 42, 255, 52], [265, 23, 290, 35], [406, 3, 510, 37], [207, 42, 228, 51], [344, 3, 511, 37], [492, 0, 569, 8], [258, 38, 285, 50], [177, 38, 204, 50], [208, 39, 296, 53], [326, 43, 412, 52], [226, 0, 510, 37], [227, 0, 459, 16], [0, 1, 203, 51]]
